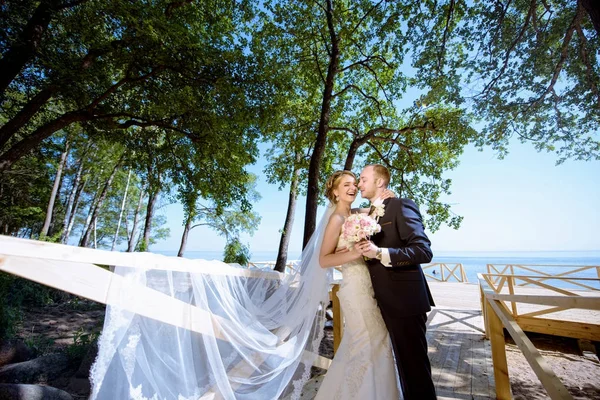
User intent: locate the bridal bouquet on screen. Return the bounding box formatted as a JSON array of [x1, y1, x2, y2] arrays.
[[341, 214, 381, 248]]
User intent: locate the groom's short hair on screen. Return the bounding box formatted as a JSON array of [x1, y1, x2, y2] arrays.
[[368, 164, 390, 187]]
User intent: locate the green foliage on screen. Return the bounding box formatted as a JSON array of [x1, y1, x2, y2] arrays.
[[408, 0, 600, 162], [0, 273, 20, 339], [0, 153, 52, 236], [1, 0, 266, 253], [24, 336, 55, 357], [0, 271, 65, 339], [223, 238, 251, 266], [256, 0, 481, 233], [66, 328, 99, 362]]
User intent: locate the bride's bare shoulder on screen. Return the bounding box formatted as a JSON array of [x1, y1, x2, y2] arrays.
[[328, 213, 346, 224]]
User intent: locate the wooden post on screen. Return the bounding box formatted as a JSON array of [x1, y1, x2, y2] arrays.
[[331, 283, 343, 354], [480, 283, 489, 339], [488, 296, 574, 400], [508, 276, 518, 317], [485, 297, 512, 400]]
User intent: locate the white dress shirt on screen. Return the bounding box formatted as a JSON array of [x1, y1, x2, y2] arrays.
[[371, 197, 392, 267]]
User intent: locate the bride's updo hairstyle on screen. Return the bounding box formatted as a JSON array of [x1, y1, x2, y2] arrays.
[[325, 170, 357, 203]]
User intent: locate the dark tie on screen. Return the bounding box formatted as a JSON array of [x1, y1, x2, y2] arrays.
[[369, 205, 376, 215]]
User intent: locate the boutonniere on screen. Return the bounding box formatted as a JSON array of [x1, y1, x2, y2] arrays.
[[369, 203, 385, 220]]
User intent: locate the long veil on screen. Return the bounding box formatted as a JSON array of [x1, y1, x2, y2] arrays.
[[89, 204, 336, 400]]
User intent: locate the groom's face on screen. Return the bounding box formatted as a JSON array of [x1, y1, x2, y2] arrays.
[[358, 166, 378, 200]]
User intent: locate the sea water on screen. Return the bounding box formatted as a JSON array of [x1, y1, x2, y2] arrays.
[[155, 249, 600, 290]]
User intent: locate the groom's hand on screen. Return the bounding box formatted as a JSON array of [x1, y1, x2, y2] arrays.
[[357, 240, 378, 259]]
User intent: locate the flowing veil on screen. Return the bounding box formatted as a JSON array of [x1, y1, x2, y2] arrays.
[[89, 204, 336, 400]]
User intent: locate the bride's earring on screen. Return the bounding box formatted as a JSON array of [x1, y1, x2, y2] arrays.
[[335, 195, 339, 202]]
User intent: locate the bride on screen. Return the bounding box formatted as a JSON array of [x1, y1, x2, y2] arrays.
[[315, 170, 401, 399]]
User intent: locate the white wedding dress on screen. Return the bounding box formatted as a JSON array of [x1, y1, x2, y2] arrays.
[[315, 235, 401, 400]]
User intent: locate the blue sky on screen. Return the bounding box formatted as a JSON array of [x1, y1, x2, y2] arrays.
[[153, 140, 599, 255]]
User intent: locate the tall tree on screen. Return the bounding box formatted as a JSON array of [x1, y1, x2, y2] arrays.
[[40, 139, 69, 237], [261, 0, 459, 245], [0, 0, 261, 172], [126, 182, 146, 252], [409, 0, 600, 162], [111, 168, 131, 251], [79, 152, 124, 247]]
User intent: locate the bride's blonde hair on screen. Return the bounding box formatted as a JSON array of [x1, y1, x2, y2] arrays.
[[324, 170, 357, 203]]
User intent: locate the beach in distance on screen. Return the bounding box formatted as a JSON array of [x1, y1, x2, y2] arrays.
[[155, 249, 600, 288]]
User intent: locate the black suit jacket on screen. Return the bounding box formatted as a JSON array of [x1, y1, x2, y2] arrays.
[[366, 198, 435, 317]]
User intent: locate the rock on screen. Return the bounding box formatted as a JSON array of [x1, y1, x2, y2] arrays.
[[0, 341, 33, 368], [75, 342, 98, 378], [0, 383, 73, 400], [66, 377, 91, 396], [0, 353, 70, 384]]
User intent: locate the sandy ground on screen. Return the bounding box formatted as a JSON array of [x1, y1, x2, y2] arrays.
[[504, 333, 600, 399], [13, 302, 600, 399]]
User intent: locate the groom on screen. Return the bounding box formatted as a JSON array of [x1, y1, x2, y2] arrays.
[[357, 164, 436, 399]]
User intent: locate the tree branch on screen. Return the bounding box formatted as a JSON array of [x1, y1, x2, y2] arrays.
[[0, 86, 57, 149], [340, 55, 387, 73], [348, 0, 385, 38], [332, 84, 383, 118], [311, 39, 326, 84], [438, 0, 456, 72], [528, 4, 580, 109], [574, 15, 600, 107], [86, 67, 166, 111], [480, 0, 535, 96], [165, 0, 193, 17]]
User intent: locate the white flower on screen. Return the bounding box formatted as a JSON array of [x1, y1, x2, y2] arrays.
[[370, 204, 385, 219]]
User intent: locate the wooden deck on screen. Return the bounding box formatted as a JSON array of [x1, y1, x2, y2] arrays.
[[303, 281, 600, 399], [427, 282, 495, 399]]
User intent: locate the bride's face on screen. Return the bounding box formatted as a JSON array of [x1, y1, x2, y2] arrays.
[[334, 175, 358, 204]]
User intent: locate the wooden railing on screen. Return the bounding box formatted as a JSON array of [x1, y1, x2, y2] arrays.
[[478, 272, 600, 399], [487, 263, 600, 291], [422, 262, 468, 282]]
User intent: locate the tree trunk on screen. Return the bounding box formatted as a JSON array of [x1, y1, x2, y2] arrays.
[[0, 1, 54, 96], [178, 213, 194, 257], [274, 156, 301, 273], [581, 0, 600, 37], [0, 0, 90, 96], [60, 155, 85, 242], [0, 111, 86, 173], [343, 137, 367, 171], [141, 188, 159, 251], [0, 88, 55, 149], [111, 168, 131, 251], [79, 156, 123, 247], [64, 175, 87, 243], [40, 140, 69, 237], [79, 175, 103, 245], [303, 0, 340, 248], [127, 182, 146, 252]]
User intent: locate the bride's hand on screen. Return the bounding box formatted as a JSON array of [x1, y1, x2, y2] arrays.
[[353, 240, 370, 257], [380, 188, 396, 200], [335, 246, 349, 254]]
